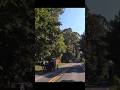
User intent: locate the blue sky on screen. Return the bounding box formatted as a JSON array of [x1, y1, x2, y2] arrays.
[[59, 8, 85, 35]]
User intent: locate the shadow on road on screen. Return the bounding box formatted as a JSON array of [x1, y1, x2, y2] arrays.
[[45, 64, 85, 78], [65, 65, 84, 73], [35, 70, 52, 76], [35, 63, 85, 81]]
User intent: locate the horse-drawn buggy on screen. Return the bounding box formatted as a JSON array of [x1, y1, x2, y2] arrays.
[[40, 58, 56, 72]]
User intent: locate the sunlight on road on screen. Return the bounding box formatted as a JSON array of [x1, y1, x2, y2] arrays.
[[35, 63, 85, 82]]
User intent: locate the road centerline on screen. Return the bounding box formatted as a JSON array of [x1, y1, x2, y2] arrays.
[[48, 68, 69, 82]]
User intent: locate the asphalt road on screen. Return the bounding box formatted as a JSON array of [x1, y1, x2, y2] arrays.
[[35, 63, 85, 82]]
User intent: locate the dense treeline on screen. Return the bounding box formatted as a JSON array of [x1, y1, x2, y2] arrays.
[[85, 7, 109, 84], [35, 8, 81, 64], [0, 0, 34, 89], [62, 28, 81, 62], [0, 7, 81, 88], [35, 8, 65, 63], [108, 11, 120, 86], [81, 7, 120, 87]]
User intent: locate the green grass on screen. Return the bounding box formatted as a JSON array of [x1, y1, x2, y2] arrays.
[[58, 63, 66, 67], [35, 63, 66, 71], [35, 65, 43, 72]]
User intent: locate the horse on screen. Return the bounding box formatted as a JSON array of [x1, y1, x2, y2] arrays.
[[40, 61, 46, 71]]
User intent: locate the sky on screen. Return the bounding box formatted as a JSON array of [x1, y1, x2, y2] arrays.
[[86, 0, 120, 21], [59, 8, 85, 35]]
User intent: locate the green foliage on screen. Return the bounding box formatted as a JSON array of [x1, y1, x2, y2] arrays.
[[84, 7, 110, 84], [108, 11, 120, 77], [35, 8, 64, 62], [35, 8, 82, 64], [54, 33, 67, 57], [62, 28, 81, 62], [105, 11, 120, 88], [0, 0, 34, 88], [84, 8, 120, 87]]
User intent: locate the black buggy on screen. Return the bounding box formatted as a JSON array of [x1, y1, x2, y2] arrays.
[[40, 58, 56, 72]]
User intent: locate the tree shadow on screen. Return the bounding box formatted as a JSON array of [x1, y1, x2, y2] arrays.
[[45, 64, 85, 78], [35, 71, 48, 75]]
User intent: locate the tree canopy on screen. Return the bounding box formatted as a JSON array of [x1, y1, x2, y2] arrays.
[[35, 8, 65, 63], [62, 28, 81, 62], [0, 0, 34, 88], [83, 7, 110, 84], [84, 7, 120, 87]]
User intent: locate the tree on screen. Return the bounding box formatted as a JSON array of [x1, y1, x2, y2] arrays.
[[84, 7, 109, 84], [62, 28, 80, 62], [53, 33, 67, 58], [79, 33, 85, 61], [109, 11, 120, 78], [0, 0, 34, 88], [35, 8, 64, 63]]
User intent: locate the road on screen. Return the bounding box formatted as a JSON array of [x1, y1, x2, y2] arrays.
[[35, 63, 85, 82]]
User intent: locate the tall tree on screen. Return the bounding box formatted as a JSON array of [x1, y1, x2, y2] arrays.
[[35, 8, 64, 63], [53, 33, 67, 60], [109, 11, 120, 78], [0, 0, 34, 88], [62, 28, 80, 62], [85, 7, 109, 84]]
